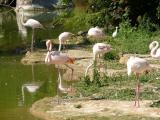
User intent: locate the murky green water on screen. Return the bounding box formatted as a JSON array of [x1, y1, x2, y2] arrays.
[[0, 56, 57, 120], [0, 6, 61, 120], [0, 1, 88, 119]]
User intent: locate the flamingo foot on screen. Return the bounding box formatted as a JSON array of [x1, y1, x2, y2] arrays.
[[134, 101, 140, 108]]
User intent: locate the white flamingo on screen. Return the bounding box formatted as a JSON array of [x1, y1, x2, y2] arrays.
[[149, 41, 160, 58], [127, 56, 151, 107], [85, 43, 112, 76], [20, 7, 44, 52], [87, 26, 105, 39], [112, 26, 118, 38], [58, 32, 75, 51]]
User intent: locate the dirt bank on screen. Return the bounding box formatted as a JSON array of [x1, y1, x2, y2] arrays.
[[25, 50, 160, 120], [30, 97, 160, 120], [21, 50, 160, 81]]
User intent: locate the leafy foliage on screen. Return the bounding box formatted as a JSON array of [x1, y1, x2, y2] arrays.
[[87, 0, 160, 28], [75, 68, 160, 100]]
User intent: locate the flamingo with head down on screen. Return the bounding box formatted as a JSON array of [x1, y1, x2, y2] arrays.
[[85, 43, 112, 76], [58, 32, 75, 51]]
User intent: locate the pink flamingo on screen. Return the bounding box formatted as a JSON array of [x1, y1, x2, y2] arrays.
[[45, 40, 75, 102], [85, 43, 112, 76], [149, 41, 160, 58], [45, 40, 75, 71], [127, 56, 151, 107]]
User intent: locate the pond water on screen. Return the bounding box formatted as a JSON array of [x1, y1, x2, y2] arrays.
[[0, 2, 88, 120], [0, 56, 57, 120]]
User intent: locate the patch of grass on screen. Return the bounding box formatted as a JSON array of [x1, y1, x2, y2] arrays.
[[150, 100, 160, 108], [104, 50, 120, 60], [104, 60, 126, 69], [107, 20, 152, 54], [75, 69, 160, 100]]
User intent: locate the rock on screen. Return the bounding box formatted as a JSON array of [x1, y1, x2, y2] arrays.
[[21, 50, 46, 65], [119, 54, 130, 64]]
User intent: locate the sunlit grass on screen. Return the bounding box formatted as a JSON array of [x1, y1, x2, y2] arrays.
[[75, 67, 160, 101]]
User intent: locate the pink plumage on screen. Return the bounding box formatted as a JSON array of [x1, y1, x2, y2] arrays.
[[45, 40, 75, 65], [127, 56, 151, 107]]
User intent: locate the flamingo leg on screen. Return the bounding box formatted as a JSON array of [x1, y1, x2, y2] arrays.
[[134, 73, 140, 107], [57, 67, 60, 104], [65, 64, 74, 80], [62, 41, 65, 51], [85, 60, 94, 77], [31, 28, 35, 52], [65, 40, 68, 52]]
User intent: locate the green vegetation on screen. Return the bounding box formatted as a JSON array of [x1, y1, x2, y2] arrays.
[[108, 20, 152, 54], [58, 0, 160, 54], [75, 66, 160, 100], [52, 1, 160, 106], [150, 100, 160, 108]]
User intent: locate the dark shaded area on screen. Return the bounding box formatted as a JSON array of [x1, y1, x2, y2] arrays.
[[0, 0, 16, 7], [128, 0, 159, 25], [33, 0, 58, 9], [88, 0, 160, 28]]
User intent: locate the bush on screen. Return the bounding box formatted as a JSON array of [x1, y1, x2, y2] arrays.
[[112, 20, 151, 54]]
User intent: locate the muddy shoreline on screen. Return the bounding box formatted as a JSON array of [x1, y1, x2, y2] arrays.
[[30, 97, 160, 120], [21, 49, 160, 120]]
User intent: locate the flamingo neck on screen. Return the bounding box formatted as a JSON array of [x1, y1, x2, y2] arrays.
[[48, 42, 52, 52], [85, 53, 96, 76], [19, 7, 26, 26], [45, 51, 51, 63], [150, 41, 159, 58], [58, 40, 62, 51]]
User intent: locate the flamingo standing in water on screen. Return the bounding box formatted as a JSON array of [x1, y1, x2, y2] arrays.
[[149, 41, 160, 58], [87, 26, 105, 39], [85, 43, 112, 76], [45, 40, 75, 96], [127, 56, 151, 107], [45, 40, 75, 72], [19, 7, 44, 52], [58, 32, 75, 51]]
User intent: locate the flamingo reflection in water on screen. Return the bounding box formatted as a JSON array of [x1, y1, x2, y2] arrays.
[[45, 40, 75, 103], [21, 64, 42, 104]]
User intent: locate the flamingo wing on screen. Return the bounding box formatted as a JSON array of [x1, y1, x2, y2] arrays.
[[25, 19, 43, 28]]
